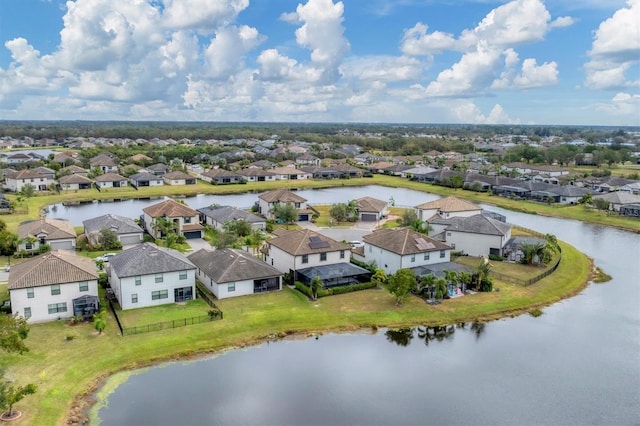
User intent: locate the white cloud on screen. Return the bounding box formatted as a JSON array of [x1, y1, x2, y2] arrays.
[[492, 50, 558, 89], [453, 102, 519, 124], [401, 23, 458, 56], [550, 16, 575, 28], [585, 0, 640, 89], [340, 56, 424, 82], [592, 91, 640, 125], [162, 0, 249, 32], [203, 25, 264, 80]]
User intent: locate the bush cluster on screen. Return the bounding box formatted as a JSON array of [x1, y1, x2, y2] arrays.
[[294, 281, 376, 299]]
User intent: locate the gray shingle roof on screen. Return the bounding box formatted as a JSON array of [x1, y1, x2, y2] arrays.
[[356, 196, 387, 213], [267, 229, 349, 255], [83, 214, 143, 235], [8, 250, 98, 289], [445, 214, 511, 236], [187, 248, 281, 284], [18, 218, 76, 240], [198, 205, 264, 224], [109, 243, 195, 278]]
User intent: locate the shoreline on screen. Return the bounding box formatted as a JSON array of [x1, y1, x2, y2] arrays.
[[73, 250, 594, 425]]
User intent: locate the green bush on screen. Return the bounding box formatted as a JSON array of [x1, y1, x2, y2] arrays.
[[295, 281, 376, 298], [488, 254, 504, 261]]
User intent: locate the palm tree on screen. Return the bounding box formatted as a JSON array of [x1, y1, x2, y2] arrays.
[[475, 257, 492, 289], [420, 274, 437, 298], [152, 216, 176, 239], [310, 275, 323, 301], [520, 242, 544, 265], [346, 199, 359, 222]]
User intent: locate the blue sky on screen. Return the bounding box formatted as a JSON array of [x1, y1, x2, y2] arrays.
[[0, 0, 637, 125]]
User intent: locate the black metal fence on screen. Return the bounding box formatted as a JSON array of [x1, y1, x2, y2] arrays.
[[122, 314, 220, 336]]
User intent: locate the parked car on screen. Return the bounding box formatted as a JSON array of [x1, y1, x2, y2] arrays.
[[95, 253, 117, 262], [348, 241, 364, 248]]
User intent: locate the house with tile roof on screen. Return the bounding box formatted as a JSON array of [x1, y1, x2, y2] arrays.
[[163, 170, 196, 185], [593, 191, 640, 211], [89, 153, 119, 173], [360, 228, 452, 275], [83, 214, 144, 246], [188, 248, 282, 299], [142, 198, 203, 239], [200, 168, 244, 184], [197, 205, 266, 231], [262, 229, 370, 287], [18, 217, 77, 252], [4, 169, 53, 192], [94, 172, 128, 189], [60, 164, 89, 177], [8, 251, 99, 323], [414, 196, 483, 221], [269, 166, 313, 180], [238, 167, 277, 182], [108, 243, 196, 310], [257, 188, 312, 221], [129, 172, 164, 188], [58, 173, 93, 190], [438, 214, 512, 257]]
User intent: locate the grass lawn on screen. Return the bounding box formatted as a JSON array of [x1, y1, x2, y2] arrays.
[[454, 254, 559, 281], [0, 237, 592, 426], [116, 299, 211, 328]]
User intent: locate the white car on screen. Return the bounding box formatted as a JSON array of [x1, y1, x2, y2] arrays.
[[348, 241, 364, 248], [96, 253, 117, 262]]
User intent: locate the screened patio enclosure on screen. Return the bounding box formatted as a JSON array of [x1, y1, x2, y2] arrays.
[[296, 262, 371, 288]]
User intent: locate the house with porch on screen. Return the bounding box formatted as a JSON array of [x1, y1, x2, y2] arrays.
[[200, 168, 244, 184], [163, 170, 196, 185], [359, 228, 452, 276], [8, 251, 99, 323], [188, 248, 282, 299], [83, 214, 144, 247], [238, 168, 277, 182], [198, 205, 266, 231], [142, 198, 203, 239], [257, 188, 312, 221], [414, 196, 482, 221], [108, 243, 196, 310], [355, 196, 389, 222], [262, 229, 370, 287], [129, 172, 164, 188], [94, 172, 128, 189], [58, 174, 93, 190], [437, 214, 512, 257], [90, 153, 119, 173], [4, 169, 53, 192], [18, 217, 77, 252]]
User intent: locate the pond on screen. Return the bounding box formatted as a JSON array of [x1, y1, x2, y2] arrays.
[[70, 186, 638, 425]]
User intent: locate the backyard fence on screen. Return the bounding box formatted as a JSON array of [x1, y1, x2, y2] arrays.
[[121, 314, 221, 336]]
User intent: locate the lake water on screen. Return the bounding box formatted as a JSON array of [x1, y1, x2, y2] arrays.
[[78, 186, 639, 425]]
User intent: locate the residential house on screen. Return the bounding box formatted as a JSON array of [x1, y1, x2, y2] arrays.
[[108, 243, 196, 310], [415, 196, 483, 221], [129, 172, 164, 188], [355, 196, 389, 221], [257, 188, 311, 221], [8, 251, 99, 323], [270, 166, 313, 180], [593, 192, 640, 212], [90, 153, 119, 173], [83, 214, 144, 246], [147, 163, 171, 176], [262, 229, 369, 287], [620, 182, 640, 195], [437, 214, 512, 257], [295, 153, 321, 166], [547, 185, 591, 205], [94, 172, 128, 189], [163, 170, 196, 185], [58, 174, 93, 190], [200, 168, 244, 184], [6, 152, 36, 165], [4, 169, 53, 192], [198, 205, 266, 231], [360, 228, 453, 276], [238, 168, 277, 182], [188, 248, 282, 299], [18, 217, 76, 252], [142, 199, 203, 239], [60, 165, 89, 177]]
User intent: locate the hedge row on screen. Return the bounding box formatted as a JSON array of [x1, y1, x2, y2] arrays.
[[294, 281, 378, 299]]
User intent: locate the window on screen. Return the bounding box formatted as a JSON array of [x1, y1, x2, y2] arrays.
[[155, 273, 163, 283], [27, 288, 34, 299], [320, 252, 327, 261], [151, 290, 168, 300], [135, 276, 141, 286], [302, 254, 309, 264], [440, 250, 446, 258], [184, 217, 192, 224], [179, 271, 187, 280], [51, 284, 61, 296], [131, 293, 138, 304], [48, 302, 67, 314], [79, 281, 89, 292], [228, 283, 236, 292], [24, 307, 31, 319], [25, 242, 33, 250], [447, 232, 452, 236], [295, 202, 301, 208], [411, 255, 416, 263], [424, 253, 430, 261], [340, 250, 345, 259]]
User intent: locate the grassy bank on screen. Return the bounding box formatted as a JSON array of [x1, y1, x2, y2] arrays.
[[1, 238, 591, 425], [3, 175, 638, 233]]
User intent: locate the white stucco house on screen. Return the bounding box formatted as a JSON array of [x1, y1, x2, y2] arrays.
[[142, 198, 204, 240], [4, 169, 53, 192], [17, 217, 77, 253], [108, 243, 196, 310], [439, 214, 512, 257], [355, 196, 389, 222], [197, 205, 266, 231], [360, 228, 452, 276], [8, 251, 99, 323], [257, 188, 312, 221], [94, 172, 128, 189], [83, 214, 144, 246], [188, 248, 282, 299]]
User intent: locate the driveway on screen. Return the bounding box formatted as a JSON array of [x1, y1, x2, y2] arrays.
[[186, 238, 213, 253]]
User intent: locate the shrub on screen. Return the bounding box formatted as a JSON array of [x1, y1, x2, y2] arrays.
[[488, 254, 504, 261], [98, 272, 108, 288], [65, 334, 76, 341]]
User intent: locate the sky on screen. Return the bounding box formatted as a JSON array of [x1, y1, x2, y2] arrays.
[[0, 0, 638, 126]]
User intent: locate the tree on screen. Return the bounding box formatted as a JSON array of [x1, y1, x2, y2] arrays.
[[329, 203, 349, 223], [371, 269, 387, 287], [152, 216, 176, 238], [272, 204, 298, 228], [579, 193, 593, 206], [0, 314, 30, 354], [475, 257, 492, 290], [0, 379, 37, 419], [449, 174, 464, 190], [387, 268, 416, 305], [214, 230, 238, 249], [419, 273, 437, 298], [93, 309, 107, 335], [223, 219, 252, 238], [346, 199, 359, 222], [309, 275, 323, 301], [520, 242, 544, 265], [99, 228, 122, 250], [20, 184, 35, 199]]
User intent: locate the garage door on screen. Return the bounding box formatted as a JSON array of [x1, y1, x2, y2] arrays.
[[50, 240, 74, 250], [298, 214, 309, 222], [120, 234, 142, 245], [183, 231, 202, 239], [361, 213, 377, 222]]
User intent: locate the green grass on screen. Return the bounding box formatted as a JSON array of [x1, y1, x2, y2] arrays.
[[116, 299, 211, 328], [1, 239, 591, 426], [3, 175, 639, 233], [454, 254, 560, 281]]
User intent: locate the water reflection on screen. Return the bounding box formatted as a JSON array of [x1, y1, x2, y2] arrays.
[[385, 323, 479, 347]]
